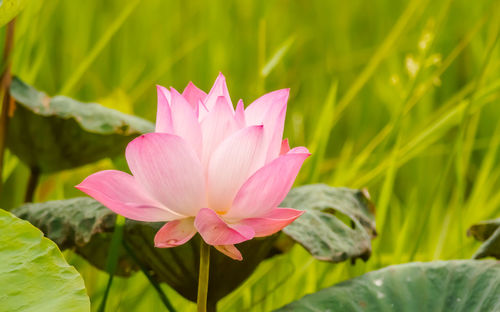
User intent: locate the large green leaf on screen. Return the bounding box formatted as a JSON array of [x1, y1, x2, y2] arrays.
[[280, 184, 376, 262], [0, 208, 90, 312], [0, 0, 26, 27], [275, 260, 500, 311], [7, 77, 154, 173], [468, 218, 500, 259], [13, 197, 277, 305]]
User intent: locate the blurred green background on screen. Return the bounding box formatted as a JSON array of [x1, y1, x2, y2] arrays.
[[2, 0, 500, 310]]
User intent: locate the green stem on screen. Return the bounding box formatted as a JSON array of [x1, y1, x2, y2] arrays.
[[98, 274, 114, 312], [197, 240, 210, 312], [24, 167, 40, 202], [0, 18, 16, 194], [122, 241, 176, 312], [98, 215, 125, 312]]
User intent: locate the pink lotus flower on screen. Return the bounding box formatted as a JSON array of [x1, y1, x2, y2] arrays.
[[76, 73, 310, 260]]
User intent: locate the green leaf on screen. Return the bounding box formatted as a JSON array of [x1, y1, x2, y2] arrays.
[[13, 197, 277, 304], [275, 260, 500, 311], [7, 77, 154, 173], [0, 0, 26, 27], [0, 208, 90, 312], [468, 218, 500, 259], [280, 184, 376, 262]]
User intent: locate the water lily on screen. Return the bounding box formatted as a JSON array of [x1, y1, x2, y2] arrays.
[[76, 73, 310, 260]]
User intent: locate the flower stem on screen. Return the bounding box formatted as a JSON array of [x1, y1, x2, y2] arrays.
[[197, 239, 210, 312]]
